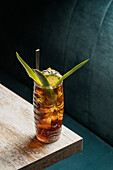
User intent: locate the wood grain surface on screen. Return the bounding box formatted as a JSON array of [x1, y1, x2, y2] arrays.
[[0, 84, 83, 170]]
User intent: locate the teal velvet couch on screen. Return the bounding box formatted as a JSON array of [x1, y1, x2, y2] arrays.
[[1, 0, 113, 169]]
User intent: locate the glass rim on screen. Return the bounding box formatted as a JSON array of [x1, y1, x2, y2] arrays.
[[34, 80, 63, 89]]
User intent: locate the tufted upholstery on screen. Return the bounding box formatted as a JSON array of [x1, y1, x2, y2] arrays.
[[37, 0, 113, 146]]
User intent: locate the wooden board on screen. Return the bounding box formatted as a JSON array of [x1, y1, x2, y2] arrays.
[[0, 84, 83, 170]]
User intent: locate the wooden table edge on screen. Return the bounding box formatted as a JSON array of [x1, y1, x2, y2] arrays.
[[19, 138, 83, 170], [0, 83, 83, 170]]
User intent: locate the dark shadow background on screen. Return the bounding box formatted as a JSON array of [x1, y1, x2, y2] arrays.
[[0, 2, 45, 103], [0, 2, 43, 89]]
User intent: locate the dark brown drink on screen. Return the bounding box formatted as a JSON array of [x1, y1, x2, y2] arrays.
[[33, 69, 64, 143]]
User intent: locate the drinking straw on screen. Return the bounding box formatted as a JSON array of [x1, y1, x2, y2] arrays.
[[36, 49, 40, 70]]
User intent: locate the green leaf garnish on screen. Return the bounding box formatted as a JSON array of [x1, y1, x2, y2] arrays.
[[16, 51, 89, 102], [54, 59, 89, 86], [16, 52, 42, 85]]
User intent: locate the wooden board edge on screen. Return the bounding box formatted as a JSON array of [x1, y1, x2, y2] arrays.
[[19, 138, 83, 170]]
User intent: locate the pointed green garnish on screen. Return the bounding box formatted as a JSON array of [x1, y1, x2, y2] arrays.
[[16, 52, 50, 86], [16, 51, 89, 102], [54, 59, 89, 86], [16, 52, 42, 85]]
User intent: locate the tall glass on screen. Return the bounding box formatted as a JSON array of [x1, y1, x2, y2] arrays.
[[33, 81, 64, 143]]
